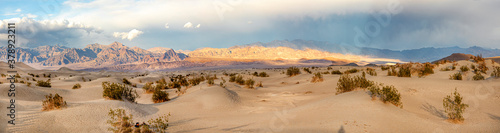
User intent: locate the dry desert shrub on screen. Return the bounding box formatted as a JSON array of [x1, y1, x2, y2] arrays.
[[397, 64, 412, 77], [491, 66, 500, 78], [286, 67, 301, 77], [381, 65, 390, 71], [123, 78, 132, 85], [311, 72, 324, 83], [36, 79, 52, 87], [256, 81, 263, 87], [72, 83, 82, 89], [336, 74, 373, 94], [449, 72, 463, 80], [368, 84, 403, 108], [460, 65, 469, 72], [473, 73, 485, 80], [344, 68, 358, 74], [142, 82, 155, 93], [42, 93, 67, 111], [366, 68, 377, 76], [331, 70, 342, 75], [152, 89, 169, 103], [245, 78, 255, 89], [418, 63, 435, 77], [102, 82, 139, 102], [303, 68, 312, 74], [443, 89, 469, 122]]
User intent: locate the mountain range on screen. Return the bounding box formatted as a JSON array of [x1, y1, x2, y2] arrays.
[[1, 40, 499, 71]]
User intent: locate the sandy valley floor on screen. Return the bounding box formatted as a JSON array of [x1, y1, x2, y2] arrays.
[[1, 61, 500, 133]]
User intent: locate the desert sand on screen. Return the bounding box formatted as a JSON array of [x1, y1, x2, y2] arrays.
[[1, 60, 500, 133]]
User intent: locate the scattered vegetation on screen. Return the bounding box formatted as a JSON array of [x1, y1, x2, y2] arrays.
[[478, 62, 488, 74], [381, 66, 390, 71], [443, 89, 469, 122], [102, 82, 139, 102], [72, 83, 82, 89], [36, 79, 52, 87], [286, 67, 301, 77], [122, 78, 132, 85], [107, 108, 170, 133], [42, 93, 67, 111], [253, 72, 269, 77], [471, 54, 485, 62], [418, 63, 435, 77], [229, 74, 245, 85], [387, 67, 397, 76], [142, 82, 155, 93], [397, 64, 411, 77], [311, 72, 324, 83], [449, 72, 463, 80]]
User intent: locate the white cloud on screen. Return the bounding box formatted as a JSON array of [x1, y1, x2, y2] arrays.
[[183, 22, 193, 28], [0, 17, 102, 47], [196, 24, 201, 28], [25, 14, 38, 18], [164, 23, 169, 29], [15, 9, 21, 12], [113, 29, 144, 41]]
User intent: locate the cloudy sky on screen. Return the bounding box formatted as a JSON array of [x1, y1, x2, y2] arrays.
[[0, 0, 499, 50]]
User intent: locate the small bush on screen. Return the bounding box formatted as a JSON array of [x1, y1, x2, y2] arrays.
[[72, 83, 82, 89], [471, 54, 485, 62], [418, 63, 434, 77], [449, 72, 463, 80], [286, 67, 301, 77], [478, 62, 488, 74], [245, 78, 255, 89], [491, 66, 500, 78], [381, 66, 390, 71], [443, 89, 469, 122], [27, 82, 31, 87], [380, 85, 403, 107], [256, 81, 263, 87], [152, 89, 169, 103], [36, 79, 52, 87], [82, 77, 87, 82], [42, 93, 67, 111], [311, 72, 324, 83], [303, 68, 312, 74], [460, 66, 469, 72], [321, 71, 330, 74], [440, 67, 451, 71], [142, 82, 155, 93], [207, 77, 215, 86], [473, 73, 484, 80], [366, 68, 377, 76], [331, 70, 342, 75], [344, 68, 358, 74], [102, 82, 139, 102], [147, 113, 171, 133], [122, 78, 132, 85], [336, 74, 373, 94], [107, 108, 134, 133], [257, 72, 268, 77], [387, 67, 397, 76], [235, 75, 244, 85], [397, 64, 411, 77], [327, 67, 332, 70]]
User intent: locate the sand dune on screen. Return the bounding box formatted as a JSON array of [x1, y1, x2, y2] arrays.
[[1, 60, 500, 132]]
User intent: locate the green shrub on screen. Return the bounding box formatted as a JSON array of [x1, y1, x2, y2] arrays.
[[473, 73, 484, 80], [107, 108, 134, 133], [368, 84, 381, 99], [336, 74, 373, 94], [491, 66, 500, 78], [331, 70, 342, 75], [440, 67, 452, 71], [449, 72, 462, 80], [443, 89, 469, 122], [102, 82, 139, 102], [286, 67, 301, 77], [36, 79, 52, 87], [245, 78, 255, 89], [380, 85, 403, 107], [344, 68, 358, 74], [152, 89, 169, 103], [387, 67, 397, 76], [303, 68, 312, 74], [72, 83, 82, 89], [42, 93, 67, 111], [460, 66, 469, 72], [311, 72, 324, 83], [235, 75, 244, 85]]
